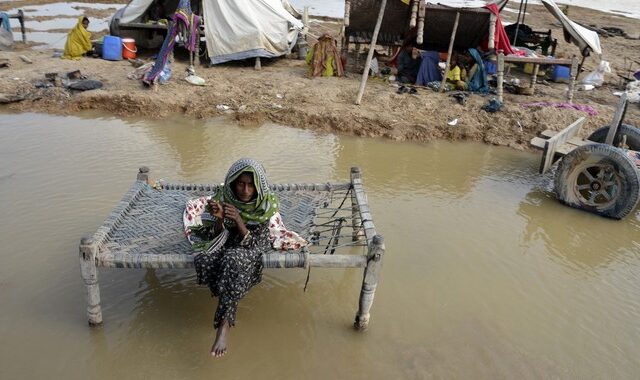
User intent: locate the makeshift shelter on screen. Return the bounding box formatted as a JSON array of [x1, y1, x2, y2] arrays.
[[110, 0, 303, 64], [344, 0, 509, 50]]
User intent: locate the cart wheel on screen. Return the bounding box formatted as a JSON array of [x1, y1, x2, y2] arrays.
[[587, 124, 640, 150], [554, 143, 640, 219]]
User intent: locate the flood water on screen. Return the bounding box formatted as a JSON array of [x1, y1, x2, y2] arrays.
[[0, 112, 639, 379]]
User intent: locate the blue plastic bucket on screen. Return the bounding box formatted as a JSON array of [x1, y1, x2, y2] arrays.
[[102, 35, 122, 61], [551, 65, 571, 82]]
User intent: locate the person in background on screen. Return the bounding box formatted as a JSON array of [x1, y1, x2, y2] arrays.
[[62, 16, 93, 60], [445, 52, 468, 90], [397, 44, 421, 84]]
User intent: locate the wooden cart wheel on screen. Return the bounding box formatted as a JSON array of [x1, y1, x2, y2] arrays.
[[587, 124, 640, 150], [554, 143, 640, 219]]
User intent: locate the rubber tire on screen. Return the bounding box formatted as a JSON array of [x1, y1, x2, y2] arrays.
[[587, 124, 640, 151], [554, 143, 640, 219]]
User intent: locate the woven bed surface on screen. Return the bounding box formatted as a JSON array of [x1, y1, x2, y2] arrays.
[[96, 184, 336, 258]]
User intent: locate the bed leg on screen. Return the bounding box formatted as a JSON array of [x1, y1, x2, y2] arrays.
[[80, 237, 103, 326], [350, 167, 365, 241], [355, 235, 385, 330]]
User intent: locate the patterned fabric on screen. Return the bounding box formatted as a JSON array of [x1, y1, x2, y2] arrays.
[[183, 197, 308, 251], [187, 159, 307, 329], [62, 16, 92, 60], [144, 0, 200, 83], [194, 223, 270, 328], [306, 34, 344, 77]]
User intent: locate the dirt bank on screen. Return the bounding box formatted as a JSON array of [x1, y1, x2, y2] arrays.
[[1, 2, 639, 149]]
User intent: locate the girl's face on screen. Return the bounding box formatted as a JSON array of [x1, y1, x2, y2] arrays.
[[233, 172, 256, 202], [82, 19, 89, 29]]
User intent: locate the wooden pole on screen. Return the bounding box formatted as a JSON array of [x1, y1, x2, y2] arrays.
[[80, 236, 103, 326], [605, 93, 628, 146], [439, 12, 460, 93], [416, 1, 426, 45], [355, 0, 387, 105], [351, 167, 365, 242], [497, 52, 505, 103], [530, 63, 539, 90], [344, 1, 350, 27], [410, 0, 419, 28], [488, 13, 496, 50], [567, 55, 578, 103], [355, 234, 385, 330]]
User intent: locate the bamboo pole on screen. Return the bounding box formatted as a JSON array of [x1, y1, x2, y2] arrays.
[[439, 12, 460, 93], [80, 236, 103, 326], [355, 235, 385, 330], [355, 0, 387, 105]]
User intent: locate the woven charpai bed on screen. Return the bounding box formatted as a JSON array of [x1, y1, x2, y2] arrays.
[[79, 167, 385, 329]]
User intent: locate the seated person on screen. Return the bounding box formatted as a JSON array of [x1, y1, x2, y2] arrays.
[[415, 49, 442, 86], [306, 33, 344, 77], [396, 45, 421, 84], [62, 16, 93, 60], [446, 52, 468, 90], [184, 158, 307, 357]]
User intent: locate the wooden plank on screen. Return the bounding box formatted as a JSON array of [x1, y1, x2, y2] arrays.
[[502, 56, 573, 65], [538, 117, 586, 174], [605, 94, 628, 145], [119, 22, 168, 30]]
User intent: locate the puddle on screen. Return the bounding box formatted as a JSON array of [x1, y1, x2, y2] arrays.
[[24, 31, 67, 49], [7, 2, 120, 17], [9, 17, 110, 32]]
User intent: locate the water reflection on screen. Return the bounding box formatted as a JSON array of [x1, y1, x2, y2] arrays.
[[1, 112, 639, 379], [518, 190, 640, 272]]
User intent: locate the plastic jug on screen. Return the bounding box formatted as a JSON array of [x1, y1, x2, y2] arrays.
[[102, 35, 122, 61]]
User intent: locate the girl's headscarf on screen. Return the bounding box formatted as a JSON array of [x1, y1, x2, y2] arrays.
[[62, 16, 92, 60], [212, 158, 279, 225]]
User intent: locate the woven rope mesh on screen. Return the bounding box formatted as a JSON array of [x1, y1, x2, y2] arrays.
[[97, 185, 333, 257]]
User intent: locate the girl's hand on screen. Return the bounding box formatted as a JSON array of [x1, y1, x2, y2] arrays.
[[207, 200, 224, 219], [223, 203, 243, 225], [223, 203, 249, 237]]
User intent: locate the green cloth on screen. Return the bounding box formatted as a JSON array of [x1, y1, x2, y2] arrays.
[[210, 158, 279, 226]]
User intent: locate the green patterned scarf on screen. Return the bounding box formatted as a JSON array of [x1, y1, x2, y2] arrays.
[[211, 158, 279, 225]]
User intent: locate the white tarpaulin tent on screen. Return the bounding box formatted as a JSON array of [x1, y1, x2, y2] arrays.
[[203, 0, 303, 64], [540, 0, 602, 55], [111, 0, 302, 63]]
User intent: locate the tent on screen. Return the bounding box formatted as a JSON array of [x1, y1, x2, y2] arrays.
[[110, 0, 303, 64]]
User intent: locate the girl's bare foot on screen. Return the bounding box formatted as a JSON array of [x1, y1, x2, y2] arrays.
[[211, 320, 229, 357]]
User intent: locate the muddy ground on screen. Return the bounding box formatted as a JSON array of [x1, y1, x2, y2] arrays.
[[1, 1, 639, 150]]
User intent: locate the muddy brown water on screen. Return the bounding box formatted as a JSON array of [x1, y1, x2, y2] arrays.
[[0, 112, 639, 379]]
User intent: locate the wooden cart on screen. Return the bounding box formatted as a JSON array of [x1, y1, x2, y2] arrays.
[[530, 95, 640, 219]]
